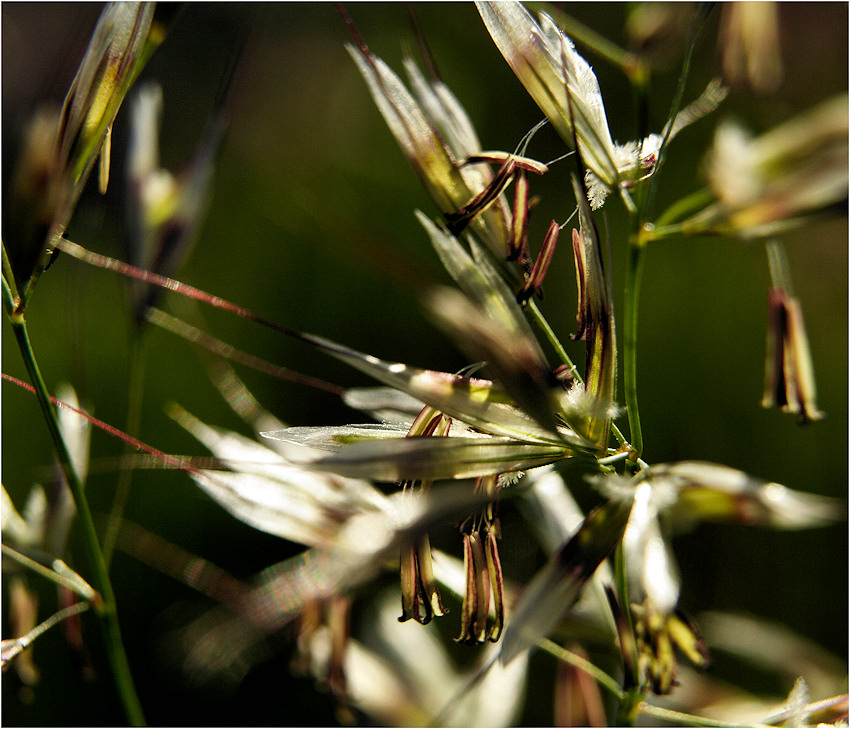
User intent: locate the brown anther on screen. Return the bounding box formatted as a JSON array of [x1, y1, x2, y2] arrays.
[[483, 529, 504, 642], [462, 151, 548, 176], [553, 363, 576, 386], [455, 531, 490, 644], [399, 534, 448, 625], [517, 219, 560, 305], [508, 168, 530, 262], [445, 157, 516, 236], [762, 287, 823, 424]]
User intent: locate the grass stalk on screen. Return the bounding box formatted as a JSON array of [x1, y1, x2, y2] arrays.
[[622, 236, 647, 459], [526, 298, 582, 382], [3, 273, 146, 726], [2, 545, 96, 601], [526, 299, 629, 447], [538, 637, 623, 699], [638, 703, 768, 728], [644, 5, 711, 221]]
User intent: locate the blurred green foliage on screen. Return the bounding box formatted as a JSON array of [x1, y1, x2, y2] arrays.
[[2, 3, 846, 725]]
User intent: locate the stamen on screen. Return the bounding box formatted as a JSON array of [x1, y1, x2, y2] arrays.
[[456, 533, 478, 643], [445, 157, 517, 236], [484, 529, 504, 642], [508, 168, 531, 262], [456, 531, 491, 644], [517, 219, 560, 304], [472, 533, 491, 641], [463, 152, 548, 175]]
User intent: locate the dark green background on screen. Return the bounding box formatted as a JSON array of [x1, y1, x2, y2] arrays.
[[3, 3, 847, 725]]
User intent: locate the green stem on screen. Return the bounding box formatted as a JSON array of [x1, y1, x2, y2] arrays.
[[613, 542, 645, 726], [623, 236, 647, 459], [613, 542, 637, 677], [617, 687, 646, 727], [4, 602, 94, 669], [639, 703, 762, 728], [539, 632, 741, 727], [644, 6, 710, 220], [527, 299, 582, 383], [538, 637, 623, 699], [2, 243, 21, 307], [598, 451, 629, 467], [653, 188, 715, 230], [3, 277, 145, 726], [1, 545, 96, 601], [526, 299, 628, 447], [619, 4, 710, 469]]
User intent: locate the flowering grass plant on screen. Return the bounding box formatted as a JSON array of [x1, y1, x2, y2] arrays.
[[2, 3, 847, 726]]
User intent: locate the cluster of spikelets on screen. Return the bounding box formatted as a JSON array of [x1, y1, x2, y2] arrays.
[[2, 2, 847, 726]]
